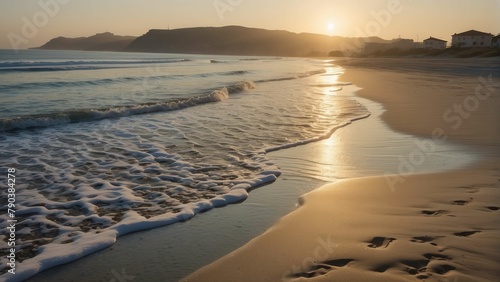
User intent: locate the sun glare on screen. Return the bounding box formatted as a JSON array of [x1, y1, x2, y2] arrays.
[[327, 22, 335, 33]]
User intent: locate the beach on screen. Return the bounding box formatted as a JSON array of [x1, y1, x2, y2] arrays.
[[18, 57, 499, 282], [184, 58, 500, 282], [1, 1, 499, 281]]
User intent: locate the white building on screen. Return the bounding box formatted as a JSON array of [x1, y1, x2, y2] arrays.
[[492, 35, 500, 48], [451, 30, 493, 48], [423, 37, 447, 49]]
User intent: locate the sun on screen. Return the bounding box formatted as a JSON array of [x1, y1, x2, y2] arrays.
[[327, 22, 336, 32]]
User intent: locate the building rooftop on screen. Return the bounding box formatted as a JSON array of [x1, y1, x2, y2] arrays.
[[423, 37, 447, 42], [453, 30, 493, 37]]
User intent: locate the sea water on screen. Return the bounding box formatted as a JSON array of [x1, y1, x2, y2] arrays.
[[0, 49, 369, 280]]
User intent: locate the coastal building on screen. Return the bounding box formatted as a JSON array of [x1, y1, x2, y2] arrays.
[[363, 38, 415, 54], [423, 37, 447, 49], [492, 35, 500, 48], [451, 30, 493, 48]]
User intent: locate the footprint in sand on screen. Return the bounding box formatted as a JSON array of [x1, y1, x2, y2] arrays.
[[367, 237, 396, 248], [402, 253, 454, 277], [421, 210, 449, 216], [453, 198, 472, 205], [431, 264, 456, 274], [410, 236, 442, 244], [291, 259, 355, 279], [401, 258, 430, 276], [453, 230, 480, 237]]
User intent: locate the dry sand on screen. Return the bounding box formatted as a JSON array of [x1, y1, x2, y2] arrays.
[[184, 58, 500, 282]]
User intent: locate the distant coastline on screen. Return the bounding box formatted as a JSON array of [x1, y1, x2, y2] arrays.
[[32, 25, 388, 57], [32, 26, 500, 58], [31, 32, 136, 52]]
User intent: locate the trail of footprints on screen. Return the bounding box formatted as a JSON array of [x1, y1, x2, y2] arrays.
[[291, 259, 355, 279], [289, 235, 457, 280], [400, 238, 456, 280], [409, 194, 499, 279], [290, 236, 457, 280], [289, 190, 499, 280]]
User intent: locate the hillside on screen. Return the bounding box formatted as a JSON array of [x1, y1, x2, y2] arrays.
[[125, 26, 388, 57], [34, 32, 137, 51], [33, 26, 389, 56]]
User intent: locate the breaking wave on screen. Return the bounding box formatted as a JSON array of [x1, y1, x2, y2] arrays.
[[0, 81, 256, 132]]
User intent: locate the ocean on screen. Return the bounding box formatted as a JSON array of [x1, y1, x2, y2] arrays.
[[0, 49, 369, 280]]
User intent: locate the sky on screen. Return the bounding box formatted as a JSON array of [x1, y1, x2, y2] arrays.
[[1, 0, 499, 49]]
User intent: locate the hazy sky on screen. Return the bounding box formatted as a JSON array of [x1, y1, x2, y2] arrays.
[[1, 0, 499, 49]]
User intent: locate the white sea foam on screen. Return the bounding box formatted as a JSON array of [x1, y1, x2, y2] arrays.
[[210, 88, 230, 101]]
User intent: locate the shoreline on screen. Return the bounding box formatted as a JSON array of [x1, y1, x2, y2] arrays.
[[23, 58, 497, 282], [185, 59, 500, 281]]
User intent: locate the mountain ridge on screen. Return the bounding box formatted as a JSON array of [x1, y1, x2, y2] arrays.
[[34, 26, 389, 56], [125, 26, 388, 56], [33, 32, 137, 51]]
